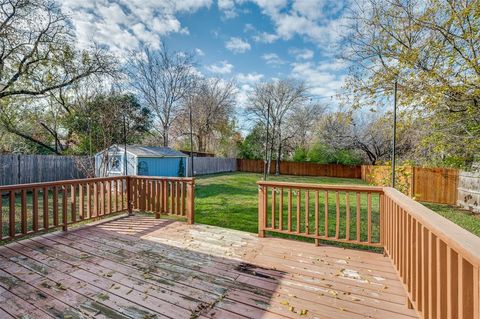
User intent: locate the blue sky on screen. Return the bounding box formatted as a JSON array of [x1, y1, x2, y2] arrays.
[[61, 0, 350, 107]]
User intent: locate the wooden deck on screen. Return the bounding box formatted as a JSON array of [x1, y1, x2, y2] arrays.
[[0, 215, 418, 319]]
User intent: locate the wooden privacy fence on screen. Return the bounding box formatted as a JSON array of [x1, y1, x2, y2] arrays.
[[238, 159, 361, 178], [0, 176, 194, 241], [257, 181, 480, 319], [187, 157, 237, 176], [0, 154, 94, 186], [361, 165, 459, 205]]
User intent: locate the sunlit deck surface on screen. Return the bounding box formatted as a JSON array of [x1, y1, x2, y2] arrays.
[[0, 215, 418, 319]]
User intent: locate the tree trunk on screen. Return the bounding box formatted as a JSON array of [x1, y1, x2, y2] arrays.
[[163, 126, 169, 147]]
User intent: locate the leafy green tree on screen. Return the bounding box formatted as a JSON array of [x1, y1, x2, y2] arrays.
[[343, 0, 480, 168], [64, 94, 152, 154], [238, 124, 265, 160]]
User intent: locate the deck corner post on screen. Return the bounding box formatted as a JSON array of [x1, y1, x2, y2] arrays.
[[258, 185, 265, 238], [126, 176, 133, 216], [186, 179, 195, 225]]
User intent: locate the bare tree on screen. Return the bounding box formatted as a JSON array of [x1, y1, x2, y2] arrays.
[[319, 110, 414, 164], [178, 78, 236, 152], [128, 43, 197, 147], [0, 0, 114, 101], [247, 79, 308, 175]]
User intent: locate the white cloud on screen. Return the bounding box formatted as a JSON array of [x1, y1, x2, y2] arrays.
[[262, 53, 285, 66], [244, 23, 255, 32], [195, 48, 205, 56], [218, 0, 237, 18], [60, 0, 212, 53], [206, 60, 234, 74], [236, 84, 254, 108], [246, 0, 349, 50], [290, 61, 346, 98], [289, 48, 314, 60], [225, 37, 251, 53], [252, 32, 279, 43], [237, 72, 264, 84]]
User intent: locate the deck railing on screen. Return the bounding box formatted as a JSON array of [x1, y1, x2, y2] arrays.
[[257, 181, 384, 247], [0, 176, 194, 241], [257, 181, 480, 319]]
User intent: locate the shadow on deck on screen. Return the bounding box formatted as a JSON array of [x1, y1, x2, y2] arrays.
[[0, 215, 418, 319]]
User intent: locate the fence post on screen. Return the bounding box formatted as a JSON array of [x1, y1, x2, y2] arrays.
[[258, 185, 266, 238], [127, 176, 133, 216], [186, 179, 195, 225]]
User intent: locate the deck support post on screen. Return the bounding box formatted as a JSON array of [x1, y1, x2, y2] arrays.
[[186, 179, 195, 225], [127, 176, 133, 216], [258, 186, 266, 238], [315, 239, 319, 246]]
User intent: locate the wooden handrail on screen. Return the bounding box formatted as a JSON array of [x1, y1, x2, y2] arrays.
[[257, 181, 384, 247], [257, 181, 384, 192], [257, 181, 480, 319], [0, 176, 195, 241], [383, 187, 480, 319]]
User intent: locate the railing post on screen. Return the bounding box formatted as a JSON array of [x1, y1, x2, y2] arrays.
[[258, 185, 265, 238], [126, 176, 133, 216], [186, 179, 195, 224]]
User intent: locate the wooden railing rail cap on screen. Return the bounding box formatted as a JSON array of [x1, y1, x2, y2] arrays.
[[257, 181, 384, 193], [383, 187, 480, 265], [0, 175, 126, 191], [131, 176, 195, 183]]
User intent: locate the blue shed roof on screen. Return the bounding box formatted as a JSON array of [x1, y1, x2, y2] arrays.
[[125, 145, 187, 157], [99, 145, 187, 157]]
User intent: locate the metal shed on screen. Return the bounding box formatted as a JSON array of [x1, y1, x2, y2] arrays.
[[95, 145, 188, 177]]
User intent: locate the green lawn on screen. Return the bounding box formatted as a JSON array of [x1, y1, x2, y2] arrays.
[[421, 202, 480, 237], [195, 172, 380, 245], [195, 172, 480, 240]]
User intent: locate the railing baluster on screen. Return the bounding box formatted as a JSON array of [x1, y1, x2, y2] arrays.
[[176, 181, 181, 215], [32, 188, 38, 232], [345, 192, 350, 241], [367, 192, 372, 243], [278, 188, 283, 231], [324, 191, 328, 238], [296, 189, 301, 233], [62, 186, 67, 231], [43, 187, 49, 230], [79, 184, 84, 219], [287, 188, 292, 232], [335, 191, 340, 239], [71, 185, 76, 222], [356, 192, 360, 242], [21, 189, 27, 234], [53, 186, 59, 226], [271, 187, 276, 229], [9, 190, 15, 237], [305, 190, 309, 235]]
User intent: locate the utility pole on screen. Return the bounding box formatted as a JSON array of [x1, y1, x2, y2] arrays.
[[123, 114, 128, 175], [263, 103, 270, 181], [189, 103, 194, 177], [392, 80, 398, 188]]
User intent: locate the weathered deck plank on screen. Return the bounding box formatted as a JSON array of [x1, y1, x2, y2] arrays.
[[0, 215, 418, 319]]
